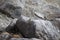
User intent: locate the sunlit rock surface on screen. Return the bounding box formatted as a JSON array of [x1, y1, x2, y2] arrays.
[[6, 16, 60, 40], [34, 19, 60, 40], [0, 13, 12, 31], [21, 0, 60, 20], [0, 32, 12, 40], [0, 0, 60, 40], [10, 38, 40, 40]]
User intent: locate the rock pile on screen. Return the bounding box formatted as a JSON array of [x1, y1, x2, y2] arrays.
[[0, 0, 60, 40]]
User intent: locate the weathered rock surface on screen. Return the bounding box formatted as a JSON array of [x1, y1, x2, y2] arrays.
[[0, 13, 12, 31], [0, 0, 22, 31], [0, 32, 12, 40], [0, 0, 60, 40], [0, 32, 23, 40], [10, 38, 41, 40], [0, 0, 22, 18], [6, 16, 39, 38], [6, 15, 60, 40]]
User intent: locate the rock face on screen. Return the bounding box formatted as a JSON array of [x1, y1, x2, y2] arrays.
[[16, 16, 38, 38], [0, 13, 12, 31], [0, 32, 12, 40], [10, 38, 40, 40], [0, 0, 22, 19], [0, 0, 60, 40], [6, 16, 39, 38], [0, 0, 22, 31], [6, 15, 60, 40]]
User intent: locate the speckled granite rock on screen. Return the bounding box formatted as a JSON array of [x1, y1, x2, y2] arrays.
[[6, 15, 60, 40], [0, 32, 12, 40], [0, 0, 60, 40], [10, 38, 41, 40], [0, 0, 22, 18], [0, 13, 12, 31]]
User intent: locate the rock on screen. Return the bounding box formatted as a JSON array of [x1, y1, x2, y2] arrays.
[[0, 3, 22, 18], [43, 5, 60, 21], [0, 32, 23, 40], [6, 18, 19, 33], [0, 0, 22, 31], [0, 0, 60, 40], [12, 34, 23, 38], [0, 0, 22, 18], [0, 0, 5, 6], [0, 0, 60, 20], [34, 19, 60, 40], [0, 13, 12, 32], [6, 15, 39, 38], [45, 0, 60, 6], [16, 16, 39, 38], [10, 38, 40, 40], [0, 32, 12, 40], [6, 15, 60, 40]]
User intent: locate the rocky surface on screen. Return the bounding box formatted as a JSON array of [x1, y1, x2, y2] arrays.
[[0, 32, 12, 40], [0, 0, 60, 40], [10, 38, 41, 40], [0, 12, 12, 31], [6, 15, 60, 40]]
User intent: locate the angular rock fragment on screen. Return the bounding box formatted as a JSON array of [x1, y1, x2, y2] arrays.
[[0, 32, 12, 40], [11, 34, 23, 38], [16, 16, 38, 38], [6, 15, 60, 40], [0, 0, 22, 18], [10, 38, 40, 40], [6, 16, 39, 38], [0, 4, 22, 18]]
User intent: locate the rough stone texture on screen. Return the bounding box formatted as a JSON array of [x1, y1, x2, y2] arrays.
[[0, 13, 12, 31], [6, 15, 60, 40], [0, 32, 23, 40], [0, 0, 22, 31], [0, 0, 23, 19], [16, 16, 38, 38], [6, 16, 39, 38], [0, 0, 60, 29], [21, 0, 60, 20], [10, 38, 41, 40], [0, 0, 60, 40], [0, 32, 12, 40]]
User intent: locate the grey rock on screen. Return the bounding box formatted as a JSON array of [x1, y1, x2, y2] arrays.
[[6, 15, 60, 40], [16, 16, 39, 38], [0, 0, 60, 40], [0, 3, 22, 18], [0, 13, 12, 31], [0, 32, 12, 40], [34, 19, 60, 40], [6, 16, 39, 38], [10, 38, 40, 40], [0, 0, 22, 18], [43, 5, 60, 20], [0, 0, 22, 32]]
